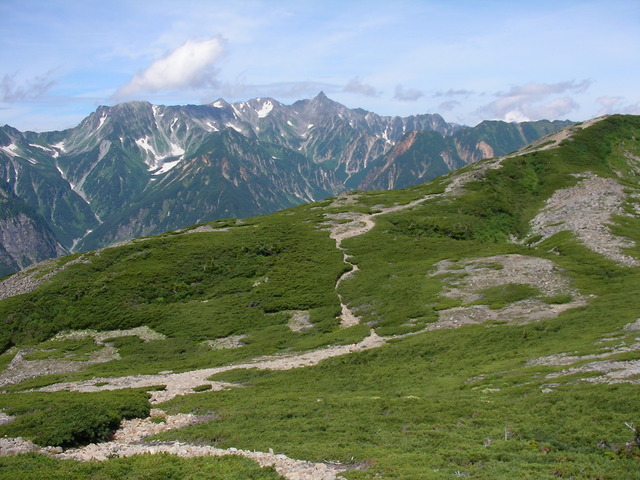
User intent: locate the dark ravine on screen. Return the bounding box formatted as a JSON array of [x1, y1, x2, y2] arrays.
[[0, 93, 571, 274]]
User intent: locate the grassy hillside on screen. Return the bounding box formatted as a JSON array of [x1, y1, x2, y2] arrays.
[[1, 115, 640, 479]]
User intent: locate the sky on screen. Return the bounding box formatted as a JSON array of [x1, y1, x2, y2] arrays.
[[1, 0, 639, 132]]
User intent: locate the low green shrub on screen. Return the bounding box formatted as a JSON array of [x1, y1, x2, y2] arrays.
[[470, 283, 542, 309], [0, 452, 283, 479], [0, 390, 150, 447]]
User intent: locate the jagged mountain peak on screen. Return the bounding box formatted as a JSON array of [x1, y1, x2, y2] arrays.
[[0, 93, 577, 274]]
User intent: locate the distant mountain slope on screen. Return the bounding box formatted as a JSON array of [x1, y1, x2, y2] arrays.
[[0, 94, 571, 273], [0, 180, 65, 277], [0, 115, 638, 479], [358, 119, 573, 190]]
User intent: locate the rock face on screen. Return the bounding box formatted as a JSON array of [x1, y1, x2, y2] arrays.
[[0, 94, 572, 274], [0, 184, 65, 276]]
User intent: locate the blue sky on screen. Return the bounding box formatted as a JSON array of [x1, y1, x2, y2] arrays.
[[1, 0, 639, 131]]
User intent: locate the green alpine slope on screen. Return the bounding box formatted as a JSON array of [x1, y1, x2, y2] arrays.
[[1, 115, 639, 479]]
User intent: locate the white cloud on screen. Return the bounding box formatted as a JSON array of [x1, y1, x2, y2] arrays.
[[394, 84, 424, 102], [479, 80, 590, 121], [343, 77, 380, 97], [115, 36, 225, 98]]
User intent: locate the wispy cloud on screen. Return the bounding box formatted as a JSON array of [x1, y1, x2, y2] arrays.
[[115, 36, 225, 98], [597, 96, 640, 116], [343, 77, 380, 97], [479, 80, 590, 121], [1, 71, 56, 103], [622, 101, 640, 115], [394, 84, 424, 102], [434, 88, 474, 98], [438, 100, 460, 112]]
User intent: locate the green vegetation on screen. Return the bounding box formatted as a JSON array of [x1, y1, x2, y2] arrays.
[[0, 390, 150, 447], [469, 283, 542, 309], [1, 116, 640, 478], [0, 210, 351, 363], [159, 328, 640, 479], [0, 453, 283, 480], [22, 337, 101, 361]]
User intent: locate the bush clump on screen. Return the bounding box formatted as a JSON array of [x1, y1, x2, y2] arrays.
[[0, 390, 150, 448]]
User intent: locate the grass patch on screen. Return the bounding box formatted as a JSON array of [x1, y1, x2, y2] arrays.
[[469, 283, 542, 309], [0, 389, 150, 447], [22, 338, 101, 361], [0, 453, 283, 480]]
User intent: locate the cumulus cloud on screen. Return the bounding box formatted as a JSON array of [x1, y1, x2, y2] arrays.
[[343, 77, 380, 97], [1, 71, 56, 103], [115, 36, 225, 98], [479, 80, 590, 121], [394, 84, 424, 102]]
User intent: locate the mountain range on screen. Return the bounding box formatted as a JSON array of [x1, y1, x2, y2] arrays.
[[0, 93, 571, 275], [0, 115, 639, 479]]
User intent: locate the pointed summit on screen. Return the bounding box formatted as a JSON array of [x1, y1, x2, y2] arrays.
[[312, 91, 335, 105], [211, 98, 230, 108]]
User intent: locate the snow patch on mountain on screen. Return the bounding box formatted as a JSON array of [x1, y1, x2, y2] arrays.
[[257, 101, 274, 118], [168, 142, 185, 157], [225, 123, 242, 133], [1, 143, 19, 156], [29, 144, 54, 153], [153, 159, 182, 175], [135, 136, 155, 156], [137, 137, 185, 164]]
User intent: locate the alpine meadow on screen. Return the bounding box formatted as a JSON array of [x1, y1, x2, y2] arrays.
[[1, 113, 640, 479]]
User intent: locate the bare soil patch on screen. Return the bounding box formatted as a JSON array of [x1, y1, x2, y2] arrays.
[[428, 254, 587, 329], [529, 318, 640, 386], [0, 327, 166, 388], [525, 173, 639, 266], [203, 334, 248, 350], [287, 310, 313, 332]]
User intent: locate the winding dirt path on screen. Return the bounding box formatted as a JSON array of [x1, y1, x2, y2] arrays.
[[325, 192, 440, 328], [37, 331, 386, 403]]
